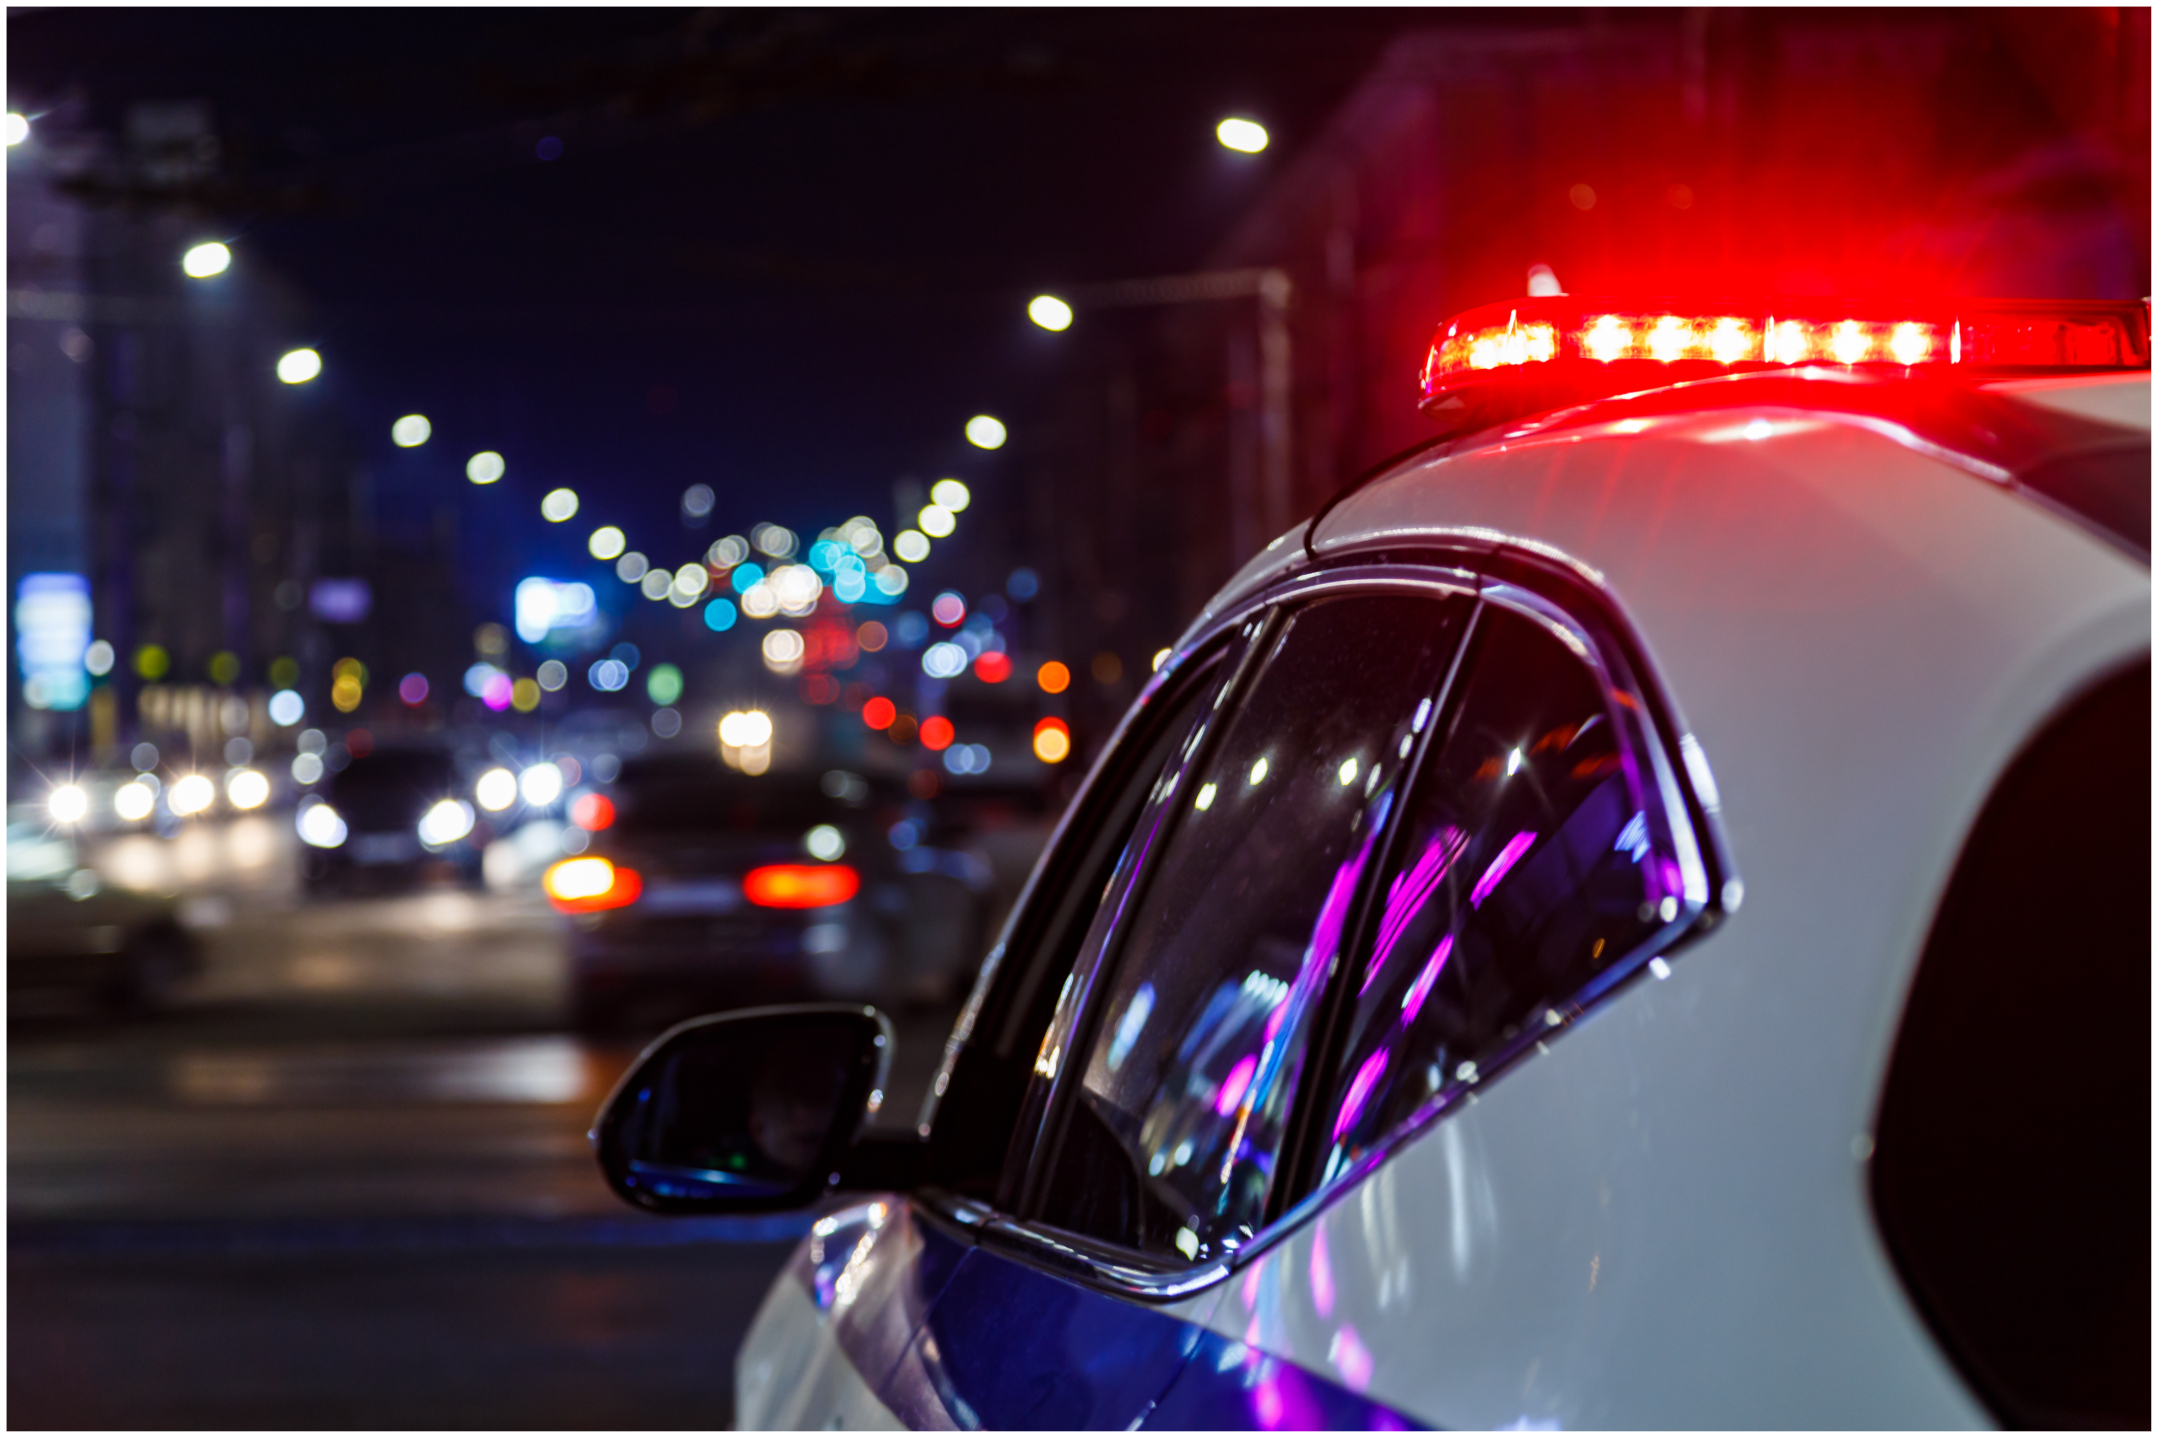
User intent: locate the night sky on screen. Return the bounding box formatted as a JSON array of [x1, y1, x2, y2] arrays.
[[10, 9, 1448, 603]]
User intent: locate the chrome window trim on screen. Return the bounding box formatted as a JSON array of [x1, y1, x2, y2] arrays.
[[915, 551, 1738, 1304]]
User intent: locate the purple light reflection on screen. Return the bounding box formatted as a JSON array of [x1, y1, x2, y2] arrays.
[[1470, 830, 1538, 908], [1333, 1049, 1389, 1141], [1399, 934, 1453, 1026], [1329, 1323, 1374, 1392], [1213, 1053, 1259, 1116], [1362, 826, 1465, 994]]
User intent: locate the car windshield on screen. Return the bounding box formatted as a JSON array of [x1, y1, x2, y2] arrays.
[[607, 759, 856, 837], [328, 751, 458, 826]]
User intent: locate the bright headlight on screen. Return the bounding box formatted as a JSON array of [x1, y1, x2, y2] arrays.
[[519, 763, 563, 807], [418, 798, 475, 848], [167, 774, 215, 816], [47, 785, 88, 825], [297, 800, 348, 849], [475, 767, 518, 811], [113, 781, 155, 822], [226, 769, 270, 810]]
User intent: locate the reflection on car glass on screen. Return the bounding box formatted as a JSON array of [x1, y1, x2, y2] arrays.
[[1322, 604, 1684, 1184], [1034, 594, 1468, 1267]]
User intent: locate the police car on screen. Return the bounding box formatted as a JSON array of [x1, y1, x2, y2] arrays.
[[590, 296, 2149, 1429]]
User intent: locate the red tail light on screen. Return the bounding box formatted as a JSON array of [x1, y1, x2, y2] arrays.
[[743, 863, 860, 909], [543, 856, 642, 913], [569, 792, 615, 831]]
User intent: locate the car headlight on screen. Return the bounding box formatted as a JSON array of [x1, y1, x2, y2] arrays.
[[226, 768, 270, 810], [297, 800, 348, 848], [519, 763, 563, 807], [418, 798, 475, 848], [475, 767, 518, 811], [112, 781, 155, 822], [168, 774, 215, 816], [47, 784, 87, 825]]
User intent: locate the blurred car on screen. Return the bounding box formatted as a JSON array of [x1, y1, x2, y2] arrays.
[[6, 813, 200, 1013], [551, 755, 992, 1032], [589, 296, 2148, 1428], [297, 742, 482, 893]]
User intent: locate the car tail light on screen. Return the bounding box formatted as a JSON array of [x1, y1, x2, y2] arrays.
[[1421, 297, 2152, 417], [743, 863, 860, 909], [544, 856, 642, 913]]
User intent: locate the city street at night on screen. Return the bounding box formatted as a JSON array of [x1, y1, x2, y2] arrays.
[[8, 9, 2147, 1430]]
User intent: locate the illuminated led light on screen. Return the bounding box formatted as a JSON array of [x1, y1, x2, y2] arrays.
[[805, 824, 845, 861], [588, 526, 625, 560], [930, 478, 970, 512], [894, 530, 930, 563], [277, 349, 322, 384], [226, 769, 270, 810], [718, 710, 772, 747], [467, 451, 506, 484], [1830, 320, 1870, 365], [268, 689, 305, 726], [48, 785, 88, 825], [743, 863, 860, 909], [1584, 315, 1630, 362], [1707, 317, 1752, 364], [391, 414, 431, 447], [964, 415, 1007, 450], [183, 242, 232, 279], [974, 652, 1011, 683], [475, 768, 518, 811], [861, 696, 896, 729], [672, 563, 710, 599], [919, 716, 955, 751], [1028, 296, 1073, 331], [1216, 117, 1268, 153], [540, 488, 579, 522], [1037, 661, 1070, 694], [1647, 315, 1694, 362], [918, 504, 956, 538], [1889, 322, 1931, 366]]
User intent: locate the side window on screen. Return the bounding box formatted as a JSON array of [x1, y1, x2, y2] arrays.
[[1028, 593, 1470, 1267], [1321, 600, 1693, 1183]]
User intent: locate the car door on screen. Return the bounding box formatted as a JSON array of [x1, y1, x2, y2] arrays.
[[891, 580, 1479, 1428]]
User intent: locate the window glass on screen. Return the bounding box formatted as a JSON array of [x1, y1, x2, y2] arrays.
[[1032, 594, 1468, 1266], [1321, 602, 1686, 1183]]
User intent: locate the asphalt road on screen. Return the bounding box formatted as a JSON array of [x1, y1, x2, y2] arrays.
[[9, 830, 964, 1427]]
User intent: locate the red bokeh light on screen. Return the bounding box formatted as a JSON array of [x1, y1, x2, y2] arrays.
[[569, 793, 615, 831], [862, 696, 896, 730], [920, 716, 955, 751], [974, 652, 1012, 683]]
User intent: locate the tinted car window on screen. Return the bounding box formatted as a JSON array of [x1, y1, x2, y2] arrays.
[[609, 758, 859, 836], [1320, 602, 1687, 1183], [327, 750, 457, 827], [1032, 594, 1468, 1266]]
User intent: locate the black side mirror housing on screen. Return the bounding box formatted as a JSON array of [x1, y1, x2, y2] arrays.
[[591, 1004, 893, 1215]]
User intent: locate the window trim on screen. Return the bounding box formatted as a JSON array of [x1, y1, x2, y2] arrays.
[[914, 551, 1740, 1303]]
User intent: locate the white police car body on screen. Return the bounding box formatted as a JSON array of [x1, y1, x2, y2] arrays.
[[594, 299, 2149, 1429]]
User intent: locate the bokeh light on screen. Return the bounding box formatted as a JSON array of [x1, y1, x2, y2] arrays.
[[391, 414, 432, 447], [1216, 117, 1269, 153], [589, 526, 626, 560], [918, 503, 956, 538], [930, 478, 971, 511], [965, 415, 1007, 450], [894, 530, 930, 563], [1033, 717, 1072, 763], [931, 592, 966, 626], [704, 597, 737, 631], [919, 716, 955, 751], [1037, 660, 1070, 694], [540, 488, 579, 522], [974, 652, 1012, 683], [861, 696, 896, 729], [398, 672, 429, 705], [1028, 295, 1073, 331], [467, 451, 506, 484], [183, 242, 232, 278], [475, 768, 518, 811], [277, 349, 322, 384], [226, 769, 270, 810]]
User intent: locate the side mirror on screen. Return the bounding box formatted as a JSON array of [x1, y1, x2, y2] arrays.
[[591, 1003, 892, 1215]]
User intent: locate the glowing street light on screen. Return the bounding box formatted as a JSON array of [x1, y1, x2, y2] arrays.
[[1028, 295, 1073, 331], [182, 242, 232, 278], [466, 450, 505, 484], [391, 414, 432, 447], [277, 348, 323, 384], [4, 113, 29, 146], [965, 415, 1007, 450], [1216, 117, 1269, 153]]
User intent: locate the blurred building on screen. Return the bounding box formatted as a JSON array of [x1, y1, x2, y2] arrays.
[[7, 96, 473, 776], [1029, 9, 2150, 748]]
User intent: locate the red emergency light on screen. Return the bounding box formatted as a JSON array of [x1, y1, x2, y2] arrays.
[[1420, 297, 2150, 424]]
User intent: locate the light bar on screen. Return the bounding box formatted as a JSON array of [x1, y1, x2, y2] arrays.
[[1421, 298, 2151, 416]]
